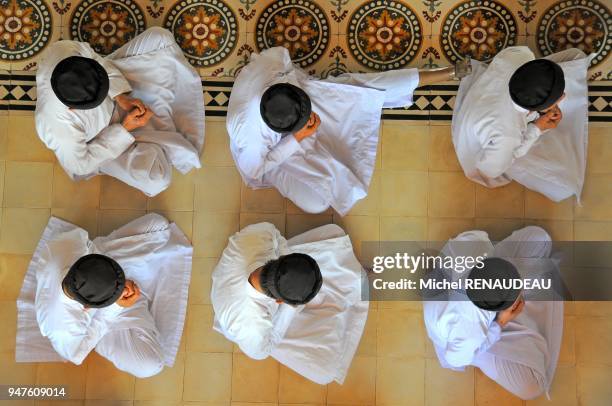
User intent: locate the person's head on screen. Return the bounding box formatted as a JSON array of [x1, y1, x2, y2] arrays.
[[509, 59, 565, 113], [260, 83, 316, 136], [51, 56, 110, 110], [466, 257, 521, 312], [255, 253, 323, 305], [61, 254, 126, 308]]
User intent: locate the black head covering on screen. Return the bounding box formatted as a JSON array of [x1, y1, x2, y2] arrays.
[[466, 257, 521, 312], [509, 59, 565, 111], [62, 254, 126, 308], [260, 83, 312, 134], [260, 253, 322, 305], [51, 56, 110, 110]]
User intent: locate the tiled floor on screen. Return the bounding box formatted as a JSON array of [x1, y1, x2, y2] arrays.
[[1, 0, 612, 405]]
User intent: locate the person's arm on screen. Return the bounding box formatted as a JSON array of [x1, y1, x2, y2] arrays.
[[513, 123, 542, 158], [443, 319, 502, 368], [476, 131, 522, 179]]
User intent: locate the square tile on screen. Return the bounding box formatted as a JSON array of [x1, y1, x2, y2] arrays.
[[427, 218, 475, 242], [327, 356, 376, 405], [475, 182, 525, 218], [3, 161, 53, 208], [192, 212, 239, 257], [381, 123, 429, 171], [528, 365, 577, 406], [201, 121, 235, 167], [586, 126, 612, 173], [52, 165, 101, 209], [380, 216, 427, 241], [148, 170, 195, 212], [278, 364, 327, 404], [286, 214, 333, 239], [231, 354, 279, 403], [346, 171, 381, 216], [377, 308, 425, 357], [239, 212, 286, 233], [148, 210, 194, 240], [577, 365, 612, 406], [379, 170, 428, 216], [575, 317, 612, 365], [0, 301, 17, 353], [425, 359, 474, 406], [37, 362, 88, 400], [189, 257, 217, 305], [475, 369, 522, 406], [0, 354, 37, 385], [97, 209, 147, 236], [183, 352, 232, 402], [241, 184, 285, 213], [5, 114, 55, 162], [558, 316, 575, 365], [575, 174, 612, 220], [428, 172, 475, 218], [185, 305, 233, 353], [194, 167, 241, 212], [134, 352, 185, 401], [100, 176, 148, 210], [356, 307, 377, 357], [85, 352, 135, 400], [0, 208, 50, 254], [376, 357, 425, 406], [428, 125, 461, 171], [0, 254, 29, 301], [524, 189, 573, 220]]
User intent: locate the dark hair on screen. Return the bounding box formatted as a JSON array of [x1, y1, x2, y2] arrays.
[[260, 253, 323, 305], [466, 257, 521, 311]]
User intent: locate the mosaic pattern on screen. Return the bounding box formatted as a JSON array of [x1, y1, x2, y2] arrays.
[[256, 0, 329, 67], [0, 0, 51, 61], [440, 0, 517, 62], [347, 0, 422, 70], [165, 0, 238, 67], [70, 0, 146, 55], [537, 0, 611, 67]]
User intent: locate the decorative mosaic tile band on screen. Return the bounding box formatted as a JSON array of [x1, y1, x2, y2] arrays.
[[1, 73, 611, 122]]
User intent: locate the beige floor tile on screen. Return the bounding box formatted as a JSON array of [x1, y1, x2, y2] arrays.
[[475, 182, 524, 218], [575, 174, 612, 220], [148, 210, 194, 240], [376, 357, 425, 406], [574, 221, 612, 240], [347, 171, 380, 216], [278, 365, 327, 404], [51, 208, 100, 237], [427, 218, 476, 242], [559, 316, 576, 366], [38, 362, 88, 400], [380, 216, 427, 241], [231, 354, 279, 403], [327, 356, 376, 405], [194, 167, 241, 212], [192, 212, 239, 257], [577, 365, 612, 406], [4, 161, 53, 208], [185, 305, 233, 353], [428, 172, 475, 218], [356, 307, 377, 357], [474, 218, 526, 242], [586, 126, 612, 173], [0, 254, 30, 300], [85, 352, 135, 400], [380, 171, 428, 217], [428, 125, 461, 172], [100, 176, 148, 210], [0, 354, 37, 385], [0, 301, 17, 354], [134, 352, 185, 401], [240, 185, 285, 213], [183, 352, 232, 402], [52, 166, 101, 209], [527, 365, 577, 406], [39, 401, 85, 406], [286, 200, 333, 215], [201, 121, 235, 167], [189, 258, 217, 305], [148, 170, 195, 212], [425, 360, 474, 406], [0, 161, 5, 205], [524, 189, 574, 220], [239, 212, 285, 233], [381, 123, 429, 171], [0, 208, 50, 254], [377, 308, 425, 358], [575, 317, 612, 365], [86, 401, 132, 406], [334, 215, 379, 263], [475, 369, 522, 406], [286, 214, 334, 239], [574, 301, 612, 317], [97, 210, 147, 236], [5, 115, 55, 162]]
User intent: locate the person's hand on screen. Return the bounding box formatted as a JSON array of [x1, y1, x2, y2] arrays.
[[534, 105, 563, 131], [294, 112, 321, 142], [116, 280, 141, 308], [495, 296, 525, 328], [115, 93, 146, 115], [121, 107, 155, 132]]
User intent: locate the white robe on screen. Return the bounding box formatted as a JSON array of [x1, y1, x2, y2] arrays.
[[16, 213, 193, 378], [35, 27, 205, 196], [211, 222, 369, 384], [452, 46, 592, 201], [227, 47, 419, 215], [423, 226, 563, 399]]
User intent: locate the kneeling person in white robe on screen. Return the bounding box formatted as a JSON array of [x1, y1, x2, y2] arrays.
[[211, 222, 368, 384], [17, 214, 193, 378], [228, 46, 469, 215], [452, 46, 591, 201], [35, 27, 205, 196], [423, 227, 563, 400]]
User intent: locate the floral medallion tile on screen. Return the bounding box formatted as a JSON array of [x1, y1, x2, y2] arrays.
[[530, 0, 612, 81], [0, 0, 59, 70], [253, 0, 336, 69]]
